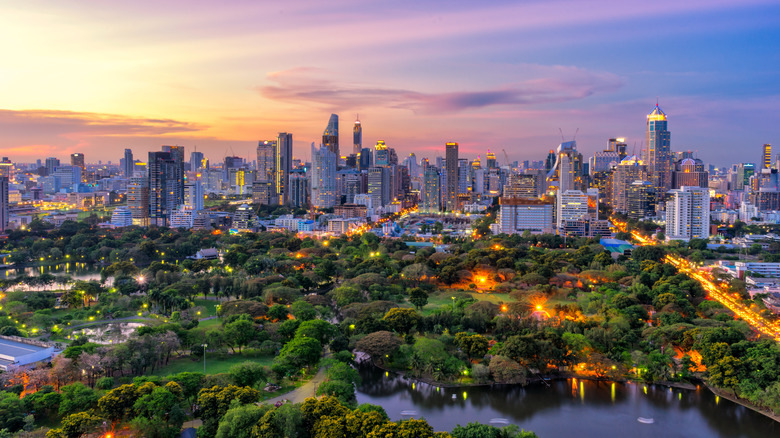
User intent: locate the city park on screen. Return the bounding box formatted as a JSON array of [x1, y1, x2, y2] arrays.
[[0, 211, 779, 437]]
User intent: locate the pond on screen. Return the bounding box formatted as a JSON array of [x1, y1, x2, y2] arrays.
[[356, 366, 778, 438]]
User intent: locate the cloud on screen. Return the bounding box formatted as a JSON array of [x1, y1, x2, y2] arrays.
[[259, 66, 623, 113], [0, 109, 207, 139]]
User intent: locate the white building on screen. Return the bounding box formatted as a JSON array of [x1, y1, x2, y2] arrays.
[[185, 181, 204, 211], [739, 202, 759, 222], [556, 190, 588, 228], [666, 186, 710, 241], [110, 207, 133, 228], [0, 336, 55, 371], [169, 205, 196, 229], [498, 197, 554, 234]]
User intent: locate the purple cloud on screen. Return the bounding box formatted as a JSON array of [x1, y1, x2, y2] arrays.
[[259, 66, 623, 113]]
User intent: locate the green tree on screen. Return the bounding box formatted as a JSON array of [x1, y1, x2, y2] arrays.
[[46, 412, 101, 438], [455, 333, 489, 360], [291, 300, 317, 321], [295, 320, 336, 345], [98, 384, 140, 423], [355, 331, 402, 363], [0, 391, 25, 433], [229, 362, 268, 388], [275, 337, 322, 370], [216, 403, 271, 438], [58, 382, 99, 416], [197, 385, 261, 438], [224, 318, 256, 353], [131, 387, 186, 438], [383, 308, 420, 334], [409, 288, 429, 310]]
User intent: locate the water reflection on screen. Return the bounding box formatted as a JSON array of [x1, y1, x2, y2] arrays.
[[77, 322, 143, 344], [356, 366, 778, 438]]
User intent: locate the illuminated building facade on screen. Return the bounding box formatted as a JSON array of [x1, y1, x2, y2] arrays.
[[353, 118, 362, 157], [276, 133, 293, 205], [322, 114, 339, 155], [644, 105, 673, 202], [763, 144, 772, 169], [498, 197, 554, 234]]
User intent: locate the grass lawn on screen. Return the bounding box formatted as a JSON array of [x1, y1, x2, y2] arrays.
[[408, 290, 517, 315], [193, 299, 221, 317], [150, 353, 275, 377]]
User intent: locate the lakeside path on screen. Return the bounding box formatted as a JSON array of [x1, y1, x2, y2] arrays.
[[261, 366, 328, 405]]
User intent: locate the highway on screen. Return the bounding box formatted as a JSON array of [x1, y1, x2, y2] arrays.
[[611, 219, 780, 341]]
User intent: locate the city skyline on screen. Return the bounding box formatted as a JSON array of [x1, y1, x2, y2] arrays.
[[1, 0, 778, 166]]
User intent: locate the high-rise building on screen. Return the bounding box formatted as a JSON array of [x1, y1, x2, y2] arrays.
[[148, 151, 184, 226], [626, 180, 655, 219], [666, 186, 710, 241], [123, 149, 133, 177], [368, 167, 391, 208], [374, 140, 389, 166], [422, 166, 441, 212], [486, 151, 497, 169], [458, 159, 469, 195], [609, 138, 628, 160], [0, 177, 7, 232], [276, 133, 293, 204], [110, 207, 133, 228], [127, 176, 149, 226], [289, 170, 309, 208], [161, 146, 185, 203], [256, 140, 276, 205], [503, 173, 539, 198], [358, 147, 373, 171], [322, 114, 339, 155], [353, 117, 362, 157], [44, 157, 60, 176], [763, 144, 772, 169], [672, 158, 708, 189], [611, 155, 648, 213], [54, 165, 81, 191], [190, 151, 205, 171], [445, 142, 459, 211], [556, 190, 589, 229], [69, 153, 85, 183], [644, 104, 673, 202], [546, 141, 583, 192], [185, 181, 204, 211], [311, 144, 338, 208]]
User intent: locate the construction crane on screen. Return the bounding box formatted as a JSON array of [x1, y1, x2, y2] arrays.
[[502, 149, 510, 167]]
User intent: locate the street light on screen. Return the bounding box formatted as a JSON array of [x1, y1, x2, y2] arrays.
[[451, 296, 456, 312], [202, 344, 208, 374]]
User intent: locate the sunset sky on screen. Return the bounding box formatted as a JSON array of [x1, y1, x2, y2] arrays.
[[2, 0, 779, 166]]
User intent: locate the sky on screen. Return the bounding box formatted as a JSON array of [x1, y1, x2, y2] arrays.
[[1, 0, 779, 167]]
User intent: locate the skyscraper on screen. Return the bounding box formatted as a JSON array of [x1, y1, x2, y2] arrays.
[[0, 177, 7, 232], [423, 165, 441, 212], [127, 176, 149, 226], [763, 144, 772, 169], [445, 142, 459, 211], [148, 151, 184, 226], [44, 157, 60, 176], [322, 114, 339, 155], [353, 117, 362, 157], [190, 151, 205, 171], [644, 104, 673, 202], [123, 149, 134, 177], [256, 139, 276, 205], [276, 133, 293, 204], [70, 153, 85, 183], [374, 140, 389, 166], [161, 145, 185, 203], [311, 143, 338, 208], [368, 166, 391, 208]]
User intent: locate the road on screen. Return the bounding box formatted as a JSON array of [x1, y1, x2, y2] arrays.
[[261, 365, 328, 405], [611, 219, 780, 341]]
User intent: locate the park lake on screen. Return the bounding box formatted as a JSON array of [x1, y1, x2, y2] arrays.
[[356, 366, 779, 438]]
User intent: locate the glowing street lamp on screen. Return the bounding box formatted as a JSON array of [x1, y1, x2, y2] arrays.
[[202, 344, 208, 374]]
